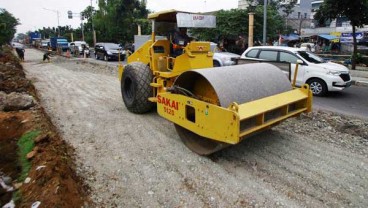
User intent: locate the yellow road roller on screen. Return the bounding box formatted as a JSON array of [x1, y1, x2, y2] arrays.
[[118, 10, 313, 155]]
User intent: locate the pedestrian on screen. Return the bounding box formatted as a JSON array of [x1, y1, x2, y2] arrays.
[[43, 51, 52, 62], [15, 47, 25, 61]]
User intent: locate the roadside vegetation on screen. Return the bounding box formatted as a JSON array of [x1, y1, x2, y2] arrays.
[[17, 130, 39, 182]]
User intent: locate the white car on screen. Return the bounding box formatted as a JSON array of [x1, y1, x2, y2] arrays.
[[241, 46, 351, 96], [210, 42, 240, 67], [69, 41, 90, 56], [213, 51, 240, 67]]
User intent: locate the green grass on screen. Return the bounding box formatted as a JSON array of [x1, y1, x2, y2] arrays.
[[17, 130, 40, 182], [12, 190, 22, 204]]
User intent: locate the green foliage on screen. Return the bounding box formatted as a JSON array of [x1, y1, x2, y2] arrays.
[[0, 8, 19, 46], [190, 6, 286, 44], [316, 0, 368, 27], [17, 130, 39, 182], [93, 0, 150, 44], [12, 190, 22, 204], [352, 52, 363, 64], [36, 26, 75, 42]]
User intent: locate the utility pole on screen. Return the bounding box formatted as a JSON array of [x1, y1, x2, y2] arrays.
[[299, 16, 306, 35], [91, 0, 96, 46], [44, 8, 60, 37], [263, 0, 267, 45], [249, 13, 254, 47]]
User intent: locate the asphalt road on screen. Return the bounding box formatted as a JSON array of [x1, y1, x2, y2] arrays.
[[313, 85, 368, 120]]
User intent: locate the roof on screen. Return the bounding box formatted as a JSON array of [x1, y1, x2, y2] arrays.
[[247, 46, 302, 52], [280, 34, 300, 41], [318, 34, 338, 40], [148, 9, 187, 22]]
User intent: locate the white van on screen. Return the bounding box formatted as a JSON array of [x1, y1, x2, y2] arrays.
[[240, 46, 351, 96]]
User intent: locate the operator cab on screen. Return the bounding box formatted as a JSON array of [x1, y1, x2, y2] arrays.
[[147, 10, 216, 72]]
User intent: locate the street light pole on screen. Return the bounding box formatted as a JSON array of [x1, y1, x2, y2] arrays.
[[43, 8, 60, 37]]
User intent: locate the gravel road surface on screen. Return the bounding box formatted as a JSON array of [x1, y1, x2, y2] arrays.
[[24, 49, 367, 207]]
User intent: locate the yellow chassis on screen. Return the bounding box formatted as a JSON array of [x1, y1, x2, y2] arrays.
[[157, 85, 312, 144]]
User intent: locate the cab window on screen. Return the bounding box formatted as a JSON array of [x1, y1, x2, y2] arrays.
[[279, 52, 298, 63], [258, 50, 278, 61]]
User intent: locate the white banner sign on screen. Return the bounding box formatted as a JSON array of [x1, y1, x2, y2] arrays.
[[176, 13, 216, 28]]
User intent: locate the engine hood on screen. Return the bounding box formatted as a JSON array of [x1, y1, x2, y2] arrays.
[[214, 52, 240, 58], [316, 62, 350, 72]]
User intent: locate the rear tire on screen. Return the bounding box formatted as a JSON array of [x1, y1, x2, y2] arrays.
[[121, 62, 154, 113], [307, 78, 327, 96]]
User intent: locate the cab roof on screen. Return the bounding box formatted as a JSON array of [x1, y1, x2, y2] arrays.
[[148, 9, 189, 22]]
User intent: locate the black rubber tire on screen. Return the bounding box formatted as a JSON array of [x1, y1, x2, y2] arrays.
[[213, 60, 221, 67], [121, 62, 154, 114], [95, 53, 98, 60], [104, 54, 108, 61], [307, 78, 327, 96]]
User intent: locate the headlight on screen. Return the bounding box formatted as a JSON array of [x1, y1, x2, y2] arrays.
[[327, 70, 341, 76], [107, 51, 112, 55]]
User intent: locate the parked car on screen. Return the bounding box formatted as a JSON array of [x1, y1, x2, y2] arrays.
[[240, 46, 351, 96], [210, 42, 240, 67], [95, 42, 126, 61], [70, 41, 90, 57]]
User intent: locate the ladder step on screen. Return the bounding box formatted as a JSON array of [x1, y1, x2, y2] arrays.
[[148, 97, 158, 102], [150, 83, 162, 88]]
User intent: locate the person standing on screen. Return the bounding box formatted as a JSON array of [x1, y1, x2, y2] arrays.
[[15, 47, 25, 61]]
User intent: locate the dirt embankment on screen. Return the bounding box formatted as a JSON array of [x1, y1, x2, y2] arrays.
[[0, 47, 90, 207], [22, 48, 368, 207]]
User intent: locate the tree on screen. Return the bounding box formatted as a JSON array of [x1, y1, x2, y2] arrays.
[[315, 0, 368, 69], [190, 5, 286, 53], [91, 0, 149, 44], [0, 8, 19, 46]]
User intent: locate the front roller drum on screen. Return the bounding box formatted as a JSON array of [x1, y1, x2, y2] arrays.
[[174, 124, 229, 156], [173, 63, 293, 155]]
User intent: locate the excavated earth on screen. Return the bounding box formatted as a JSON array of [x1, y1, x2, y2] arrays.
[[3, 48, 368, 207], [0, 48, 89, 207]]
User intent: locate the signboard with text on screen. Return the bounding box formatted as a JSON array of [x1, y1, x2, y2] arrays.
[[340, 32, 363, 43], [176, 13, 216, 28]]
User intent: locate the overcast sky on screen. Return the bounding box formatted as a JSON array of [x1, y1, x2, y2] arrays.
[[0, 0, 239, 34]]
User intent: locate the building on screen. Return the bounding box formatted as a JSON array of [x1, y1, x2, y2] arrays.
[[238, 0, 368, 36], [238, 0, 250, 9], [237, 0, 314, 34]]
